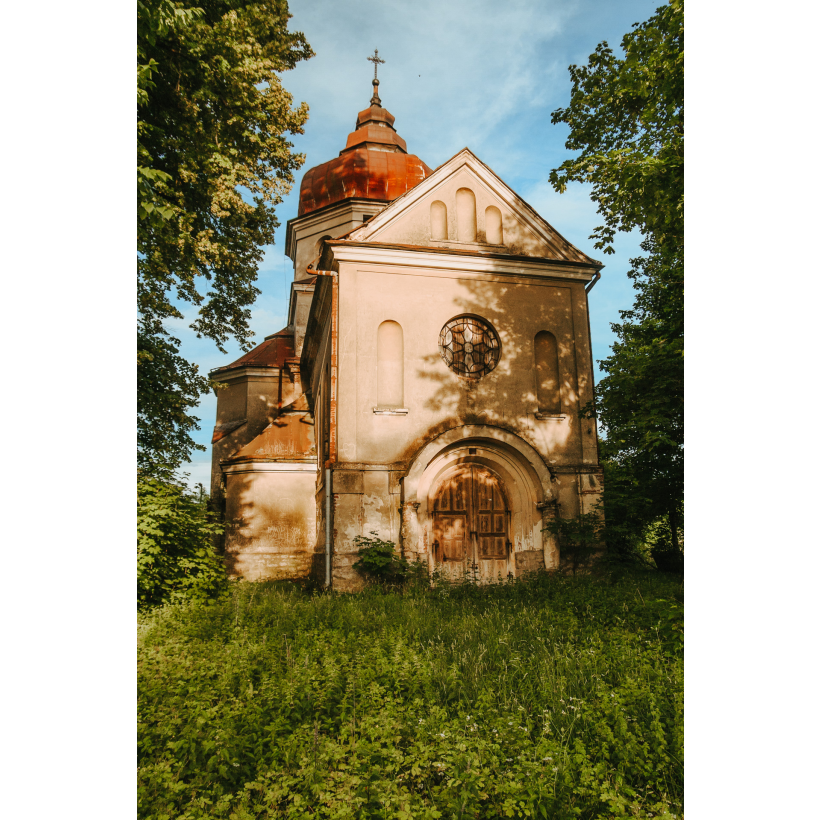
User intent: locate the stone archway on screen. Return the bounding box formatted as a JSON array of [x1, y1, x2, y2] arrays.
[[399, 425, 560, 578]]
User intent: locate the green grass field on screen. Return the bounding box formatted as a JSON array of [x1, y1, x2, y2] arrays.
[[138, 570, 683, 819]]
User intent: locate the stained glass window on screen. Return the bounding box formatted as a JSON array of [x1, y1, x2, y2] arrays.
[[438, 315, 501, 378]]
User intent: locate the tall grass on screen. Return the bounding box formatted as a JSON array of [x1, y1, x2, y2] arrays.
[[138, 571, 683, 819]]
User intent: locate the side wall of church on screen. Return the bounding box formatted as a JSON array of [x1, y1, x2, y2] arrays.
[[222, 467, 317, 580], [210, 366, 306, 550], [210, 372, 281, 527]]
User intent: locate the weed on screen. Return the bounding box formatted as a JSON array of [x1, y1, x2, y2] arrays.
[[138, 569, 683, 819]]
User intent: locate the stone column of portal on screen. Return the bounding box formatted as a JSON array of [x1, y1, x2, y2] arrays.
[[400, 501, 423, 566], [537, 499, 560, 570]]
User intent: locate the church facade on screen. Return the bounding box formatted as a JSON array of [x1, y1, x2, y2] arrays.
[[209, 79, 605, 590]]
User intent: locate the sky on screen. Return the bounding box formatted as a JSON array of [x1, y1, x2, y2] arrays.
[[173, 0, 663, 488]]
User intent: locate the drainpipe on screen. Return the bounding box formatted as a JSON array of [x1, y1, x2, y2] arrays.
[[584, 270, 601, 294], [584, 269, 602, 462], [325, 467, 332, 588]]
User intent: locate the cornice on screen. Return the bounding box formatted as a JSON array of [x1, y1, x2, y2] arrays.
[[326, 241, 601, 281], [222, 461, 318, 474], [209, 366, 281, 383]]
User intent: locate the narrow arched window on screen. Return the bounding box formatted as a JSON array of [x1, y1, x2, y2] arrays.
[[534, 331, 560, 413], [430, 200, 447, 240], [315, 233, 332, 259], [456, 188, 477, 242], [377, 321, 404, 407], [485, 206, 503, 244]]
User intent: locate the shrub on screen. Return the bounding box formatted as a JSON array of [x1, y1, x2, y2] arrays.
[[543, 510, 604, 573], [137, 476, 227, 610], [352, 531, 420, 586]]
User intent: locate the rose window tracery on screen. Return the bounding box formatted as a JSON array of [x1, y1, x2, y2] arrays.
[[438, 315, 501, 378]]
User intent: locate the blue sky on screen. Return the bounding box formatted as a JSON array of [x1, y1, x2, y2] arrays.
[[173, 0, 662, 488]]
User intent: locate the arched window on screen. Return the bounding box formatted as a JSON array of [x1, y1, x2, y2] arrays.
[[534, 331, 560, 413], [456, 188, 477, 242], [485, 206, 503, 245], [377, 321, 404, 407], [314, 233, 333, 259], [430, 200, 447, 240]]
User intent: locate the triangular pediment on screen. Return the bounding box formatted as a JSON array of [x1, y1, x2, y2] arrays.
[[346, 148, 600, 267]]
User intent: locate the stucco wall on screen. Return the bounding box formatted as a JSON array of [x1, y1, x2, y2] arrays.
[[223, 468, 318, 580], [334, 263, 597, 468]]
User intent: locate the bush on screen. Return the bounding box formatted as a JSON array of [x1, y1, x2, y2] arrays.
[[352, 531, 416, 586], [543, 510, 604, 573], [138, 571, 683, 819], [137, 476, 227, 610]]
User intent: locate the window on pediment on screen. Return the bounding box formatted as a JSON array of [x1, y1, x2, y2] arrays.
[[485, 206, 503, 244], [430, 200, 447, 240], [456, 188, 477, 242]]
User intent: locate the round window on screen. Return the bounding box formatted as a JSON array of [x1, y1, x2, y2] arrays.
[[438, 315, 501, 378]]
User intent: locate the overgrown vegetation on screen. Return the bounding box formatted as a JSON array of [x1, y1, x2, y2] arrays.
[[138, 571, 683, 818], [352, 532, 423, 587], [543, 511, 604, 574], [137, 476, 228, 611], [550, 0, 684, 562]]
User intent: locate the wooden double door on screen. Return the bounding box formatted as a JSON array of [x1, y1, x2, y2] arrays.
[[431, 465, 511, 582]]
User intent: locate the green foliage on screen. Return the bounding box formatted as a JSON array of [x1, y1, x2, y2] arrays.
[[549, 0, 682, 257], [352, 532, 419, 586], [551, 2, 684, 556], [543, 511, 604, 574], [137, 476, 228, 610], [137, 327, 212, 477], [138, 572, 683, 818], [137, 0, 313, 473]]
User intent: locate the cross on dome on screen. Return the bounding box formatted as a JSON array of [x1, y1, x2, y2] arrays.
[[367, 48, 385, 106], [367, 49, 385, 80]]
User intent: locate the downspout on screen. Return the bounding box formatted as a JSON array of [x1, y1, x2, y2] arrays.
[[325, 269, 339, 588], [584, 269, 602, 463], [584, 270, 601, 294], [325, 467, 332, 588]]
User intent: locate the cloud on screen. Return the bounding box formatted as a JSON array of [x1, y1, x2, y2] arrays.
[[169, 0, 662, 479]]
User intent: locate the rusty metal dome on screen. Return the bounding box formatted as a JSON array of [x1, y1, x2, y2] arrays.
[[297, 84, 432, 217]]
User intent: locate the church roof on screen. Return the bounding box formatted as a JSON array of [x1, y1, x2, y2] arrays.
[[297, 82, 432, 217], [223, 395, 315, 463], [342, 147, 604, 269], [211, 327, 295, 374]]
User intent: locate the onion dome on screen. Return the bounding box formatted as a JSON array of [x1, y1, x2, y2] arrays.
[[297, 79, 432, 217]]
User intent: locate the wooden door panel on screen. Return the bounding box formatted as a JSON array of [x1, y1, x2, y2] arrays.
[[432, 465, 510, 582], [439, 515, 466, 561]]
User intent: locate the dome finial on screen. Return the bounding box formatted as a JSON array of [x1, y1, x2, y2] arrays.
[[367, 48, 385, 107]]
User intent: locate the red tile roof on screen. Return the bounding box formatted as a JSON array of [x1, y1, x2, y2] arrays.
[[211, 327, 294, 373]]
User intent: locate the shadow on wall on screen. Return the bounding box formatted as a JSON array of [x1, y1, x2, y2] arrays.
[[221, 412, 319, 582], [403, 271, 582, 464]]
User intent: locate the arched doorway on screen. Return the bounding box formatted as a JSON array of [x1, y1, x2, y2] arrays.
[[430, 464, 511, 582]]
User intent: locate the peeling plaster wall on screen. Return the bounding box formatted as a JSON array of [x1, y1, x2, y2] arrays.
[[223, 469, 318, 580]]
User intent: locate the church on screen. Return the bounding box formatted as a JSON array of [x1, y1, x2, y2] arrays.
[[209, 68, 605, 591]]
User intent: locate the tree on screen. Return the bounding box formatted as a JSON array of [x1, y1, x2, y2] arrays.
[[137, 475, 227, 609], [550, 1, 683, 557], [137, 0, 313, 475]]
